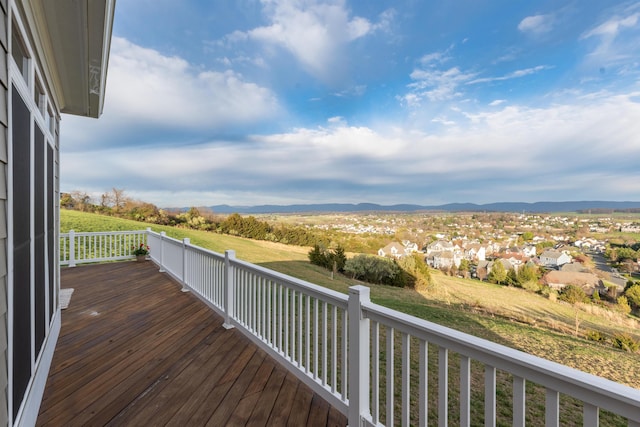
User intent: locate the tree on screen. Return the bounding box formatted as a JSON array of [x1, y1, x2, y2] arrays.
[[617, 295, 632, 314], [101, 188, 128, 212], [505, 268, 518, 287], [559, 285, 589, 304], [70, 191, 92, 211], [397, 254, 432, 291], [308, 244, 328, 268], [308, 245, 347, 274], [476, 266, 488, 281], [458, 259, 470, 278], [488, 261, 507, 285], [616, 247, 638, 262], [624, 284, 640, 309], [60, 192, 75, 209], [331, 246, 347, 272], [515, 264, 540, 291], [559, 285, 588, 336]]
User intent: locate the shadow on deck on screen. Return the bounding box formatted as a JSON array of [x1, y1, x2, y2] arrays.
[[36, 261, 347, 426]]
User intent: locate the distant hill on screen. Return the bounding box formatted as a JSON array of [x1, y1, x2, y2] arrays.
[[202, 201, 640, 214]]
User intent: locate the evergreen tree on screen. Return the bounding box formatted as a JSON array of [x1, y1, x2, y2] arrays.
[[488, 261, 507, 285]]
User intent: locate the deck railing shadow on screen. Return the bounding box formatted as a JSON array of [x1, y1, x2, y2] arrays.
[[61, 229, 640, 426]]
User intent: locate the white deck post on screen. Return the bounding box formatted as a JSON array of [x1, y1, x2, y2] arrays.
[[223, 250, 236, 329], [181, 238, 190, 292], [146, 227, 152, 254], [158, 231, 166, 272], [69, 230, 76, 267], [348, 285, 371, 427]]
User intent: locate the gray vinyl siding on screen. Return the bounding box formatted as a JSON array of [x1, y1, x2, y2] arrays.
[[0, 0, 8, 424]]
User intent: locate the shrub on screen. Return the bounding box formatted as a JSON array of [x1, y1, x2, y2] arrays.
[[539, 285, 557, 301], [344, 254, 405, 287], [397, 254, 432, 291], [617, 295, 632, 314], [520, 280, 541, 292], [612, 333, 639, 352], [308, 244, 347, 273], [558, 285, 588, 305], [624, 284, 640, 309], [585, 330, 607, 343]]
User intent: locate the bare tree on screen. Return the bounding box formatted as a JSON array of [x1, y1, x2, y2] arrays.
[[111, 188, 127, 212], [70, 190, 92, 211], [101, 188, 128, 212]]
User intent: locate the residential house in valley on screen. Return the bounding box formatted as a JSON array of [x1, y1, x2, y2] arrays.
[[426, 240, 455, 253], [540, 249, 572, 267], [378, 240, 421, 259], [543, 271, 605, 296], [463, 243, 486, 261], [401, 240, 419, 253], [378, 242, 407, 258], [427, 251, 464, 269]]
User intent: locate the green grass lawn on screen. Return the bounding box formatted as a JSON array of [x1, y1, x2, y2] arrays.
[[61, 210, 640, 394]]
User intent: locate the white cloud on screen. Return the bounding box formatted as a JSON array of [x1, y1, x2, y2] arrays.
[[109, 38, 278, 125], [418, 50, 452, 66], [407, 67, 476, 103], [63, 37, 280, 150], [468, 65, 552, 84], [62, 92, 640, 206], [518, 14, 553, 35], [580, 11, 640, 66], [404, 49, 552, 107], [225, 0, 392, 82], [582, 12, 639, 39]]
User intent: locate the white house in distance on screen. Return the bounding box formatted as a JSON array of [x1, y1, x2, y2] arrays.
[[428, 251, 463, 269], [2, 1, 115, 425], [539, 249, 572, 268], [464, 243, 486, 261], [378, 242, 406, 258]]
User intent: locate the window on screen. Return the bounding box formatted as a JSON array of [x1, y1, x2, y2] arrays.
[[11, 85, 31, 421], [35, 78, 46, 116], [11, 21, 29, 82], [47, 106, 54, 133]]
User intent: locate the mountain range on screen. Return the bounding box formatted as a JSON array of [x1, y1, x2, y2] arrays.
[[203, 201, 640, 214]]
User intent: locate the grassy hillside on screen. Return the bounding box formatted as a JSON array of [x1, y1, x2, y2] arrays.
[[61, 210, 640, 390]]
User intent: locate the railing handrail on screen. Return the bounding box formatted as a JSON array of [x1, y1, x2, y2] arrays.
[[363, 299, 640, 421], [60, 229, 148, 266], [60, 229, 147, 237], [153, 231, 350, 308], [231, 257, 349, 309], [60, 229, 640, 426]]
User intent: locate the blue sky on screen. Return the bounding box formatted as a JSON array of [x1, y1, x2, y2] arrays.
[[62, 0, 640, 207]]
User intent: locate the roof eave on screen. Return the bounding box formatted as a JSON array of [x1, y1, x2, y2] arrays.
[[28, 0, 116, 118]]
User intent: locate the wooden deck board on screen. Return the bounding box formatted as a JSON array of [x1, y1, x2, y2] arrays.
[[36, 261, 347, 427]]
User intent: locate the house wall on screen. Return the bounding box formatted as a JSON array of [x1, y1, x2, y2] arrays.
[[2, 8, 8, 424], [0, 0, 8, 424], [6, 2, 61, 424]]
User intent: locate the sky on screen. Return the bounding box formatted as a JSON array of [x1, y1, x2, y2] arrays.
[[61, 0, 640, 208]]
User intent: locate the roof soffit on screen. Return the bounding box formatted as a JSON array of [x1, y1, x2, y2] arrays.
[[19, 0, 115, 118]]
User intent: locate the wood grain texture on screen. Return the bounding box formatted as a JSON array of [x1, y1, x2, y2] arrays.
[[37, 261, 346, 426]]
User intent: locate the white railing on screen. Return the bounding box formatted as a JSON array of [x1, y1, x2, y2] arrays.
[[60, 230, 147, 266], [63, 230, 640, 426]]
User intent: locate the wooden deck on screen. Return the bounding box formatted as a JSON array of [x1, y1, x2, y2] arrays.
[[37, 261, 347, 426]]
